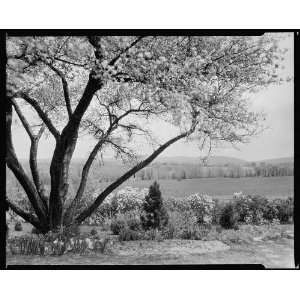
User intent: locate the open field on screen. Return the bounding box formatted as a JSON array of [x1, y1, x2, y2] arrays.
[[96, 176, 294, 199]]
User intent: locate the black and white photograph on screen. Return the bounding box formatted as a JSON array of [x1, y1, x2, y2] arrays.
[[3, 31, 296, 268]]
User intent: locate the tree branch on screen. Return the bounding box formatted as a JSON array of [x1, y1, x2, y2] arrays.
[[11, 99, 34, 140], [108, 36, 146, 66], [53, 56, 88, 67], [44, 62, 72, 118], [75, 129, 194, 224], [29, 124, 49, 211], [62, 136, 107, 224], [19, 93, 60, 140], [6, 197, 44, 231], [10, 98, 48, 211], [6, 99, 48, 228]]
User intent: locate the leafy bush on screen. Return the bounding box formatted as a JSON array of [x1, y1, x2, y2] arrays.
[[274, 197, 293, 223], [126, 217, 142, 231], [86, 186, 148, 225], [263, 201, 279, 222], [233, 193, 293, 225], [118, 228, 142, 241], [110, 211, 142, 235], [219, 202, 239, 229], [211, 199, 224, 224], [141, 181, 169, 230], [14, 221, 23, 231], [110, 218, 127, 235], [31, 227, 42, 234], [186, 194, 215, 225], [90, 228, 98, 236], [234, 193, 269, 225], [163, 210, 209, 240]]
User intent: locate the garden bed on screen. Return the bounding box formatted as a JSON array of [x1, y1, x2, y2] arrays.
[[6, 223, 294, 267], [6, 236, 294, 268]]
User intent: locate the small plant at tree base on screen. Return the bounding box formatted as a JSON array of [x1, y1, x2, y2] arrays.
[[141, 181, 169, 230], [219, 202, 239, 230], [14, 221, 23, 232]]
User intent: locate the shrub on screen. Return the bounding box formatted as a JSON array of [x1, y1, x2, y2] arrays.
[[118, 228, 141, 241], [86, 186, 148, 224], [110, 218, 127, 235], [14, 221, 23, 231], [233, 192, 294, 225], [142, 229, 164, 241], [90, 228, 98, 236], [110, 211, 143, 235], [234, 195, 251, 223], [126, 217, 142, 231], [31, 227, 42, 234], [141, 181, 169, 230], [274, 197, 293, 223], [263, 201, 279, 222], [234, 193, 273, 225], [163, 210, 209, 240], [219, 202, 239, 229], [186, 194, 215, 225], [211, 198, 224, 224]]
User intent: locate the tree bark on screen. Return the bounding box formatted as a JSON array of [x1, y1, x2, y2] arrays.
[[29, 134, 49, 211], [48, 75, 102, 229]]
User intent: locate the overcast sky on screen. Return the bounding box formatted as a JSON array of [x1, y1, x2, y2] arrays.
[[11, 35, 294, 162]]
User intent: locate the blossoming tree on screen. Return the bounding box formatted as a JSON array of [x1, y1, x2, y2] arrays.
[[6, 34, 288, 232]]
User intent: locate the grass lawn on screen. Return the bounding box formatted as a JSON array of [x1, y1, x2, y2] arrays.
[[96, 176, 294, 199]]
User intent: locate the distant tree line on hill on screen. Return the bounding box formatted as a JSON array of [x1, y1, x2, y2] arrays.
[[6, 161, 294, 199], [136, 162, 294, 181]]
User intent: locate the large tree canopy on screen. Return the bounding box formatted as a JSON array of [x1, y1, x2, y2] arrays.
[[6, 34, 288, 232]]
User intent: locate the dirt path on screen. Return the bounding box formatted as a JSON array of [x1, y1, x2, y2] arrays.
[[6, 238, 294, 268]]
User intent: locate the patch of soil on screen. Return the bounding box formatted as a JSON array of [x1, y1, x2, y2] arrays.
[[114, 240, 230, 256]]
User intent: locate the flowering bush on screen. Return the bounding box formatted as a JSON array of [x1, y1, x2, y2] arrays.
[[86, 186, 148, 225], [114, 186, 148, 214], [185, 194, 215, 225], [164, 197, 191, 212], [233, 193, 293, 225]]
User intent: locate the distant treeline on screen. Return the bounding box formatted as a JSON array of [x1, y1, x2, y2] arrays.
[[135, 162, 294, 181], [6, 161, 294, 196]]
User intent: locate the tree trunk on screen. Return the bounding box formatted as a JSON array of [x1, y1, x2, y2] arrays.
[[48, 76, 102, 229]]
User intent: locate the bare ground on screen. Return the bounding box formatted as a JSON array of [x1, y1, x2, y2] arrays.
[[6, 237, 294, 268]]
